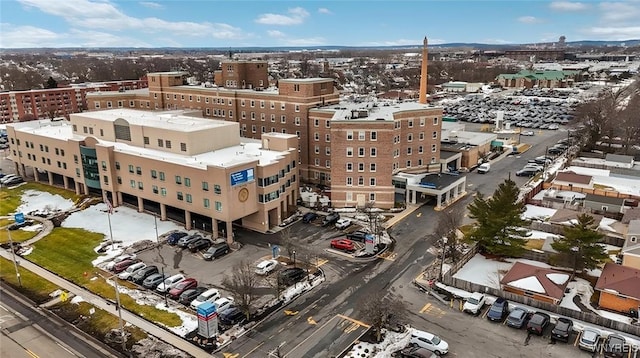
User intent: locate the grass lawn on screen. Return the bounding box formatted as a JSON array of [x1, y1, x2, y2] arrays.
[[0, 218, 12, 227], [28, 227, 182, 327], [0, 229, 38, 244], [525, 239, 544, 250], [0, 257, 59, 304], [0, 182, 82, 216]]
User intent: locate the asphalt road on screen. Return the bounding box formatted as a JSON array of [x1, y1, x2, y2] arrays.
[[0, 283, 116, 358]]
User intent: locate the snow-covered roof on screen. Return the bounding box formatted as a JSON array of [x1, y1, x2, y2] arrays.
[[315, 100, 440, 122]]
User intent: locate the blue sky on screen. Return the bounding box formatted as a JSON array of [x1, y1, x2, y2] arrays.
[[1, 0, 639, 48]]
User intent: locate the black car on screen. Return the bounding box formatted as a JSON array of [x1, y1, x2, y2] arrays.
[[302, 212, 318, 223], [347, 230, 369, 242], [526, 312, 550, 336], [188, 238, 212, 252], [142, 273, 165, 289], [131, 265, 159, 284], [486, 298, 509, 322], [548, 147, 565, 155], [219, 306, 247, 327], [166, 231, 188, 245], [322, 212, 340, 227], [603, 334, 630, 358], [506, 307, 531, 329], [516, 168, 538, 177], [551, 317, 573, 343], [277, 267, 306, 286], [178, 287, 208, 306], [203, 242, 230, 260]]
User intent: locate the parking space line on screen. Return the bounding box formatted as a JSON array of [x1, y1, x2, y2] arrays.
[[315, 259, 329, 267], [419, 303, 432, 314], [241, 342, 264, 358], [573, 331, 581, 346]]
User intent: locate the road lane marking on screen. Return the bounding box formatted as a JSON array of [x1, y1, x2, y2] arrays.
[[283, 315, 339, 358], [336, 314, 370, 328], [284, 310, 298, 316], [343, 322, 359, 334], [241, 342, 264, 358], [26, 349, 39, 358], [419, 303, 432, 313], [416, 212, 422, 218], [315, 259, 329, 267], [307, 316, 317, 325]]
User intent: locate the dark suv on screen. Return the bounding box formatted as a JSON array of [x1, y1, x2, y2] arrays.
[[203, 242, 230, 260], [604, 334, 630, 358], [526, 312, 550, 336], [551, 317, 573, 343], [347, 230, 369, 242], [302, 212, 318, 223], [486, 298, 509, 322], [131, 265, 159, 285], [322, 212, 340, 227], [278, 267, 306, 286]]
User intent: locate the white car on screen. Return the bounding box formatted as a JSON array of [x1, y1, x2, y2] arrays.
[[213, 296, 235, 313], [156, 273, 185, 293], [105, 254, 137, 271], [462, 292, 486, 315], [0, 174, 19, 184], [409, 329, 449, 355], [335, 218, 352, 230], [190, 288, 221, 310], [521, 130, 535, 136], [117, 262, 146, 280], [255, 259, 278, 275]]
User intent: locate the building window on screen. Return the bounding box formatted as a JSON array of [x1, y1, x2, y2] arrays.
[[295, 117, 301, 125], [165, 140, 172, 149], [74, 155, 79, 164], [346, 163, 353, 172], [347, 131, 353, 140], [432, 144, 437, 152], [159, 172, 165, 181], [407, 147, 412, 155], [214, 184, 221, 194], [175, 175, 182, 184], [117, 176, 122, 184], [186, 194, 192, 203], [434, 117, 439, 125], [370, 178, 376, 186], [101, 161, 107, 171], [177, 192, 184, 201], [432, 131, 438, 139], [326, 160, 331, 168], [161, 188, 167, 196], [153, 185, 159, 194], [202, 181, 209, 191], [407, 160, 412, 167], [346, 147, 353, 157], [419, 132, 424, 140], [215, 201, 222, 211], [281, 115, 286, 123], [369, 193, 375, 201], [408, 119, 414, 128], [138, 181, 143, 190], [204, 198, 210, 208], [103, 175, 109, 184], [358, 163, 365, 172], [136, 166, 142, 175], [158, 139, 163, 147], [370, 131, 377, 140], [144, 136, 149, 144], [370, 163, 376, 172], [185, 178, 191, 187], [130, 180, 136, 188], [358, 147, 365, 157], [314, 146, 320, 154], [408, 133, 413, 141], [358, 176, 364, 186], [370, 147, 377, 157], [76, 168, 81, 177], [325, 134, 330, 142], [358, 131, 365, 140], [420, 118, 425, 126], [346, 177, 353, 186], [128, 164, 134, 173], [419, 146, 424, 154], [151, 170, 157, 179]]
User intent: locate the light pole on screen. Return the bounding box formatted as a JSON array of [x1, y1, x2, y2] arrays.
[[292, 250, 296, 267], [570, 246, 580, 276], [6, 227, 22, 287], [439, 237, 448, 281], [99, 273, 126, 352], [154, 212, 159, 245]]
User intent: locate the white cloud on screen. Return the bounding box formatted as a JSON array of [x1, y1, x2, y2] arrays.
[[255, 7, 309, 25], [598, 2, 640, 23], [549, 1, 590, 11], [139, 1, 163, 9], [582, 26, 640, 40], [362, 39, 422, 46], [518, 16, 543, 24], [482, 38, 513, 44], [283, 37, 325, 46], [318, 8, 331, 14], [0, 24, 152, 48], [267, 30, 286, 38], [0, 25, 62, 48]]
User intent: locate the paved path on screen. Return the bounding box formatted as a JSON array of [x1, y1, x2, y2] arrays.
[[0, 249, 207, 357]]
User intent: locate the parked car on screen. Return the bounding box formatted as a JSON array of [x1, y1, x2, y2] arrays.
[[203, 242, 230, 260], [409, 329, 449, 356], [551, 317, 573, 343], [168, 278, 198, 299], [526, 312, 550, 336], [118, 262, 146, 280], [335, 218, 352, 230], [213, 297, 235, 313], [105, 254, 137, 271], [347, 230, 369, 242], [255, 259, 278, 275], [0, 174, 19, 184], [177, 234, 201, 248], [112, 259, 141, 274], [187, 237, 212, 252], [506, 307, 531, 329], [322, 212, 340, 227], [131, 265, 159, 285], [3, 176, 24, 186], [277, 267, 306, 286], [166, 231, 188, 245], [142, 273, 166, 290], [462, 292, 486, 315], [219, 306, 247, 327], [516, 168, 538, 177], [603, 334, 630, 358], [521, 130, 535, 136], [548, 147, 565, 155], [190, 288, 221, 310], [393, 345, 437, 358], [178, 287, 207, 306], [578, 327, 601, 352], [156, 273, 185, 293], [523, 163, 543, 171], [477, 163, 491, 174], [330, 238, 355, 252], [486, 297, 509, 322], [302, 212, 318, 223]]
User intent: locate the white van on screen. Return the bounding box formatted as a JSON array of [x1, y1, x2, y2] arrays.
[[117, 262, 146, 280], [477, 163, 490, 174], [156, 273, 185, 293], [190, 288, 221, 310]]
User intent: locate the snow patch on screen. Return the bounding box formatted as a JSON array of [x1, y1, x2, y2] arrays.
[[505, 276, 545, 293], [70, 295, 84, 304], [546, 273, 569, 285], [522, 204, 557, 221], [17, 190, 74, 215]]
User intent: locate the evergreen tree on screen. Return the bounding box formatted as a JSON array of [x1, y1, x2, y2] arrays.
[[551, 213, 607, 274], [45, 76, 57, 89], [466, 179, 529, 257]]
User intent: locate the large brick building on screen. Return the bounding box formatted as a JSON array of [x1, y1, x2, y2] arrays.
[[6, 109, 298, 239], [0, 79, 147, 123]]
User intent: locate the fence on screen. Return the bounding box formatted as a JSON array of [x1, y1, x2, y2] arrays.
[[441, 272, 640, 337], [543, 182, 640, 201]]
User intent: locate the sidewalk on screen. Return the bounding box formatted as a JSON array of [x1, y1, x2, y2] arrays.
[[0, 249, 207, 357]]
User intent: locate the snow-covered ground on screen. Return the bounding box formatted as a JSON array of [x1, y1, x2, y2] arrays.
[[452, 254, 551, 289], [16, 190, 75, 215], [565, 166, 640, 196], [344, 329, 412, 358]]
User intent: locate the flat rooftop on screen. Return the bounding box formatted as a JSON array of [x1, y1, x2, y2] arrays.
[[315, 99, 441, 122], [87, 88, 149, 96], [74, 109, 236, 132]]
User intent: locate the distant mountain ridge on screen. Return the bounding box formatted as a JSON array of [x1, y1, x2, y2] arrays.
[[2, 39, 639, 52]]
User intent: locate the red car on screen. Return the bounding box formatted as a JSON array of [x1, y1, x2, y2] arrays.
[[168, 278, 198, 299], [330, 238, 355, 251]]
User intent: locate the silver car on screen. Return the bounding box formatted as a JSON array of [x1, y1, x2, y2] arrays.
[[578, 327, 600, 352]]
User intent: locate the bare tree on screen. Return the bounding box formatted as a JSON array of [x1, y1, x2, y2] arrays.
[[359, 201, 384, 239], [221, 261, 260, 320], [359, 293, 407, 342], [434, 205, 464, 264], [279, 226, 296, 260]]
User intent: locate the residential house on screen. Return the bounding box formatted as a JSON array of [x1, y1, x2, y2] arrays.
[[500, 262, 571, 304], [621, 220, 640, 269], [595, 262, 640, 315], [584, 194, 627, 215], [605, 154, 634, 169], [552, 171, 594, 190]]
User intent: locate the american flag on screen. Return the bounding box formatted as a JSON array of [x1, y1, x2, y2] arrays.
[[103, 194, 113, 214]]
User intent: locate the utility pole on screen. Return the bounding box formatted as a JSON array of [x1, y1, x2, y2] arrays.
[[6, 227, 22, 287]]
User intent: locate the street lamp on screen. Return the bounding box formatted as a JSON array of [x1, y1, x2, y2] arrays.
[[439, 237, 448, 281], [6, 227, 22, 287], [570, 246, 580, 276], [98, 272, 126, 352], [292, 250, 296, 267]]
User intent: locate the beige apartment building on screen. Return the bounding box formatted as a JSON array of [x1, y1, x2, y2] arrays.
[[6, 109, 299, 240]]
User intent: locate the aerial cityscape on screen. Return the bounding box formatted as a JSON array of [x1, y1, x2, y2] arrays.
[[1, 1, 640, 358]]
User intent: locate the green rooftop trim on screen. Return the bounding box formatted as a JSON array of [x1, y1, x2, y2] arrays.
[[497, 69, 579, 81]]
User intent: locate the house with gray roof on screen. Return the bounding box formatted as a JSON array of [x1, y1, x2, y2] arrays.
[[621, 219, 640, 270], [605, 154, 634, 169]]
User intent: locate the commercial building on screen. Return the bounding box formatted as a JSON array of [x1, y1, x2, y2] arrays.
[[0, 79, 147, 123], [6, 109, 298, 239], [496, 70, 581, 89]]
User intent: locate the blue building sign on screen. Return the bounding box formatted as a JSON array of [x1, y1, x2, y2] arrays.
[[196, 302, 218, 338], [14, 212, 25, 224], [230, 168, 255, 186]]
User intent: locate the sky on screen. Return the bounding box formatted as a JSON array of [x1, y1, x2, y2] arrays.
[[1, 0, 640, 48]]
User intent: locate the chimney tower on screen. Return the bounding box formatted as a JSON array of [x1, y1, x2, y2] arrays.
[[419, 36, 429, 104]]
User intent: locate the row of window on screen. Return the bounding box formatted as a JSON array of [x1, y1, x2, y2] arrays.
[[240, 112, 301, 125], [141, 137, 188, 152], [345, 192, 376, 202], [257, 161, 296, 187], [94, 101, 150, 110], [9, 139, 66, 157], [345, 163, 377, 172], [345, 177, 378, 186], [393, 132, 438, 143]]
